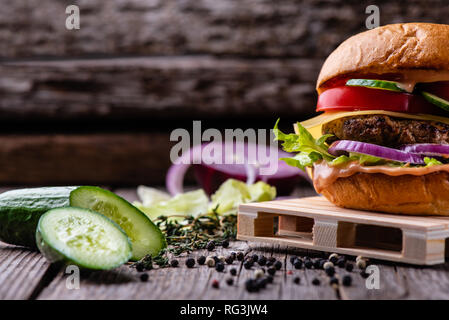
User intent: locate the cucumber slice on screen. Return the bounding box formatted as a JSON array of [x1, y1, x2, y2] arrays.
[[70, 186, 166, 260], [346, 79, 406, 92], [421, 91, 449, 112], [0, 187, 77, 248], [37, 207, 132, 270]]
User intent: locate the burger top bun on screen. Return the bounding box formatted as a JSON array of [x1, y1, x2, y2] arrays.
[[317, 23, 449, 91]]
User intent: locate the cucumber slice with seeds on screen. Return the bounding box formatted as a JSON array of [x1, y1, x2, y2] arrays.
[[346, 79, 406, 92], [421, 91, 449, 112], [70, 186, 166, 260], [36, 207, 132, 270]]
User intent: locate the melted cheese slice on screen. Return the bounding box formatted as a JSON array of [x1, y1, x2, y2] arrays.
[[298, 110, 449, 139]]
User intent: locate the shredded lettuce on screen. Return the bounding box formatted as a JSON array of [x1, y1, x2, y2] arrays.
[[424, 157, 442, 166]]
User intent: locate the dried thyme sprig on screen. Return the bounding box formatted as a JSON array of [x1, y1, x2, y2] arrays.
[[131, 212, 237, 269]]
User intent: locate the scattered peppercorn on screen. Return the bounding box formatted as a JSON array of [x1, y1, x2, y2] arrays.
[[329, 253, 339, 260], [135, 263, 144, 272], [266, 260, 274, 267], [256, 278, 268, 289], [215, 262, 225, 272], [304, 260, 313, 269], [197, 256, 206, 265], [140, 273, 149, 282], [267, 267, 276, 276], [254, 269, 264, 279], [206, 241, 216, 251], [294, 277, 301, 284], [294, 259, 303, 269], [312, 278, 321, 286], [274, 261, 282, 270], [319, 259, 327, 269], [186, 258, 195, 268], [230, 252, 237, 260], [345, 263, 354, 272], [267, 275, 274, 283], [342, 275, 352, 287], [360, 270, 369, 279], [225, 256, 234, 265], [356, 259, 367, 269], [325, 266, 336, 277], [323, 261, 334, 270], [245, 279, 259, 293], [251, 254, 259, 263], [230, 268, 237, 276], [290, 256, 298, 264], [222, 239, 229, 248], [244, 261, 253, 270], [212, 279, 219, 289], [337, 258, 346, 268], [236, 252, 244, 261], [268, 257, 276, 263], [329, 277, 339, 286], [170, 259, 179, 267], [258, 256, 267, 266], [226, 278, 234, 286], [329, 256, 338, 264], [313, 259, 321, 269], [206, 256, 215, 267]]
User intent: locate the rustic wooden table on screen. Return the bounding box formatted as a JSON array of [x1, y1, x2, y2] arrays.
[[1, 186, 449, 300]]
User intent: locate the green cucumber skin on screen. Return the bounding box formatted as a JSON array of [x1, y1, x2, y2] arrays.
[[346, 79, 405, 92], [36, 207, 132, 270], [70, 186, 167, 260], [0, 187, 77, 248]]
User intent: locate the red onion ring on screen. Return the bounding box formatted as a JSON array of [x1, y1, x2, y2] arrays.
[[399, 143, 449, 157], [328, 140, 425, 165]]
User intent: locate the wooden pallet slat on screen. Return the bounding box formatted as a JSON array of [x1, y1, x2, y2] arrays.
[[237, 196, 449, 265]]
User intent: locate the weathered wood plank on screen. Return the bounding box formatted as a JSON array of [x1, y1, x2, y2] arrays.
[[0, 57, 318, 122], [0, 133, 174, 185], [2, 0, 448, 59], [0, 243, 52, 300]]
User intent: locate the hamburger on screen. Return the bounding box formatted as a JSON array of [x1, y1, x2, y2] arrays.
[[275, 23, 449, 216]]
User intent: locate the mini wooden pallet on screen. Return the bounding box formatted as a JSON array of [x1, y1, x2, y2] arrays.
[[237, 196, 449, 265]]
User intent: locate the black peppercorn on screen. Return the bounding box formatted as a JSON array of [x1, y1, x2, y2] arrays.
[[140, 273, 149, 282], [294, 259, 303, 269], [135, 262, 144, 272], [244, 261, 253, 270], [236, 252, 244, 261], [197, 256, 206, 265], [345, 263, 354, 272], [329, 256, 338, 264], [212, 280, 219, 289], [266, 275, 274, 283], [256, 278, 267, 289], [313, 259, 322, 269], [225, 256, 233, 265], [266, 260, 274, 267], [245, 279, 259, 293], [274, 261, 282, 270], [226, 278, 234, 286], [268, 257, 276, 263], [222, 240, 229, 248], [215, 262, 225, 272], [252, 254, 259, 263], [230, 268, 237, 276], [304, 260, 313, 269], [290, 256, 298, 265], [170, 259, 179, 267], [325, 266, 335, 277], [293, 277, 301, 284], [230, 252, 237, 260], [342, 275, 352, 287], [258, 256, 267, 266], [337, 258, 346, 268], [267, 266, 276, 276], [329, 277, 339, 286], [213, 256, 220, 264], [312, 278, 321, 286], [186, 258, 195, 268], [360, 270, 369, 279], [206, 241, 215, 251]]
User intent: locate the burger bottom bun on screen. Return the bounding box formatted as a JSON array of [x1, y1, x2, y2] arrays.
[[319, 171, 449, 216]]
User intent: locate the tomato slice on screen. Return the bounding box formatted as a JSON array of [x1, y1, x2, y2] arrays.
[[317, 86, 442, 114]]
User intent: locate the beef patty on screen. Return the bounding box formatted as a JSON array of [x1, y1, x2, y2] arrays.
[[322, 115, 449, 147]]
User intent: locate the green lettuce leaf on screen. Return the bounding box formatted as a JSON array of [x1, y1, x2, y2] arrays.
[[424, 157, 442, 166]]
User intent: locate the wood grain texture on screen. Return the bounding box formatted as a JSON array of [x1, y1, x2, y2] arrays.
[[0, 243, 51, 300], [0, 133, 174, 185], [2, 0, 449, 59], [0, 57, 318, 122]]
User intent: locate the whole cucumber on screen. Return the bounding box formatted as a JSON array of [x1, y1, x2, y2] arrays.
[[0, 187, 77, 248]]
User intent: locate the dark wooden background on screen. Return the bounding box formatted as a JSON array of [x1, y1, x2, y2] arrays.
[[1, 0, 448, 186]]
